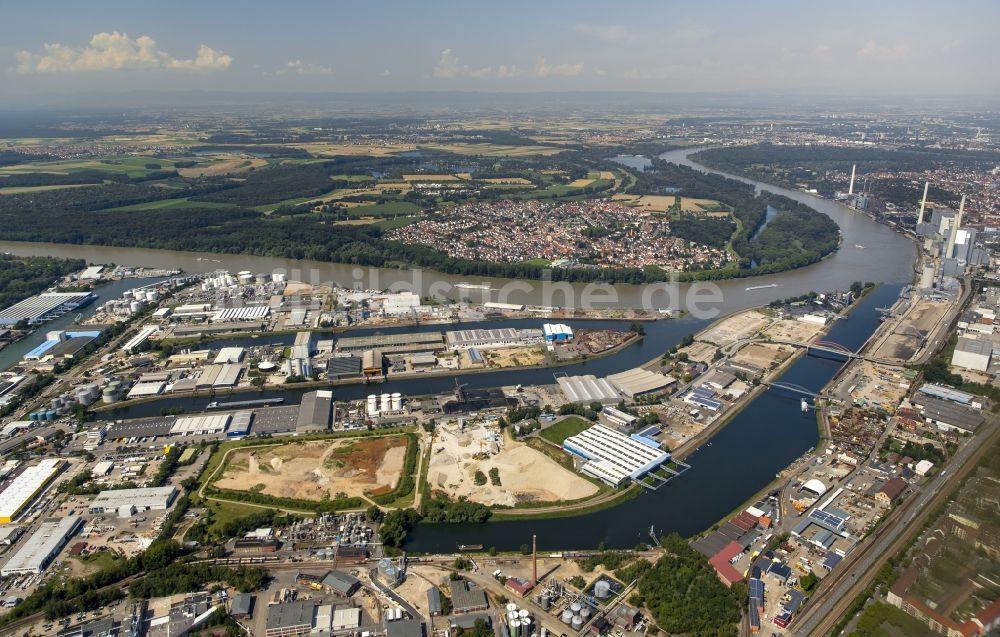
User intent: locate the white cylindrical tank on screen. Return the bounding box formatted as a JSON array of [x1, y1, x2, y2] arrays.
[[510, 620, 520, 637], [380, 393, 391, 412], [129, 300, 143, 314], [367, 395, 379, 416], [594, 580, 611, 598], [571, 617, 583, 631], [570, 602, 582, 614], [519, 610, 529, 620], [506, 603, 518, 613], [560, 611, 573, 624], [390, 392, 402, 411]]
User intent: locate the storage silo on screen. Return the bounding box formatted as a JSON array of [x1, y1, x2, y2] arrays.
[[506, 603, 518, 614], [390, 392, 402, 411], [519, 610, 529, 620], [570, 602, 582, 614], [510, 620, 520, 637], [380, 393, 391, 412], [540, 594, 551, 610], [560, 610, 574, 624], [594, 580, 611, 598], [571, 616, 583, 631], [521, 616, 532, 636], [367, 395, 379, 416], [130, 300, 143, 314], [580, 607, 591, 621]]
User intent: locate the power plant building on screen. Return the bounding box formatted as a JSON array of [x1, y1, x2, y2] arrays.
[[562, 424, 670, 487], [0, 459, 64, 523]]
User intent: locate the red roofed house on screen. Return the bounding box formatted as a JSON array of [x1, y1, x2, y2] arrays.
[[708, 541, 744, 587]]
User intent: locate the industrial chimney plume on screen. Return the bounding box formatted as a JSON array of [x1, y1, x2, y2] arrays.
[[848, 164, 856, 195]]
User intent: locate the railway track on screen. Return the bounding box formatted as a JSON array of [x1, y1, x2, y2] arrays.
[[793, 423, 1000, 636]]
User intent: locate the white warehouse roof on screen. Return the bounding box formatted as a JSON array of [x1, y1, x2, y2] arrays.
[[0, 459, 63, 523], [556, 375, 620, 403], [89, 486, 178, 513], [213, 347, 245, 365], [1, 516, 81, 576], [169, 414, 231, 435], [562, 424, 670, 486]]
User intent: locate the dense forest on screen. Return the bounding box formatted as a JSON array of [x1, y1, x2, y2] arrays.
[[0, 254, 85, 311], [632, 533, 743, 636]]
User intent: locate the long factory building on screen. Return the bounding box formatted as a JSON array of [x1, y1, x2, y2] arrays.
[[562, 424, 670, 487], [445, 328, 544, 350], [89, 486, 178, 516], [1, 516, 82, 576], [0, 292, 96, 326], [0, 459, 64, 524]]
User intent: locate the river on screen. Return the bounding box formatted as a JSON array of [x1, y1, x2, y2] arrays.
[[0, 149, 917, 549]]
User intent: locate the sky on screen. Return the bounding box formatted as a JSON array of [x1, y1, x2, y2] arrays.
[[1, 0, 998, 100]]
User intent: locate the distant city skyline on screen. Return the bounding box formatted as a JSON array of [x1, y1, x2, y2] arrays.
[[2, 0, 998, 100]]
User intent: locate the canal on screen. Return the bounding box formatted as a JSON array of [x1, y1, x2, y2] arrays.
[[404, 282, 902, 553]]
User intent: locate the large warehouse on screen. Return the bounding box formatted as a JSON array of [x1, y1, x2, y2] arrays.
[[445, 328, 544, 350], [88, 486, 178, 516], [1, 516, 82, 576], [563, 424, 670, 487], [169, 414, 232, 435], [0, 458, 64, 523], [0, 292, 96, 326]]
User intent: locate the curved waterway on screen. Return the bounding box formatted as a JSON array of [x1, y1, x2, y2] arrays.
[[0, 149, 918, 549]]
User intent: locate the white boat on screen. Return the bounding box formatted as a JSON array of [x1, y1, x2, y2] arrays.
[[855, 244, 866, 249], [746, 283, 779, 291], [455, 283, 492, 290], [801, 398, 810, 412]]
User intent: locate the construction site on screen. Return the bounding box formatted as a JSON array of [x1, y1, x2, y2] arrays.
[[426, 421, 600, 506], [214, 435, 411, 501]]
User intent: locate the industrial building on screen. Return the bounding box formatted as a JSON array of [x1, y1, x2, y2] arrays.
[[266, 600, 318, 637], [951, 336, 993, 372], [213, 306, 270, 322], [121, 325, 159, 354], [88, 486, 178, 516], [0, 458, 64, 523], [0, 292, 96, 326], [562, 424, 671, 487], [1, 516, 82, 576], [607, 367, 676, 398], [170, 414, 232, 435], [213, 347, 245, 364], [542, 323, 574, 341], [556, 374, 620, 403], [296, 390, 333, 432], [444, 328, 544, 350], [336, 333, 443, 353], [227, 411, 253, 437]]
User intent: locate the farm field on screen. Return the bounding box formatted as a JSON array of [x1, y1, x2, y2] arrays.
[[427, 425, 598, 506], [177, 156, 267, 177], [214, 435, 409, 500], [423, 143, 563, 157], [0, 183, 96, 195]]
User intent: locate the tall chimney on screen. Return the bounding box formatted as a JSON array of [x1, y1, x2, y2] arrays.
[[532, 534, 538, 585], [946, 195, 965, 259], [917, 181, 929, 226], [848, 164, 856, 195]]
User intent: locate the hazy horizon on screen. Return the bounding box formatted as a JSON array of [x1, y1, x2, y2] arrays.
[[3, 0, 998, 105]]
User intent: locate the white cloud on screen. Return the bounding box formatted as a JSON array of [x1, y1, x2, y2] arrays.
[[572, 24, 638, 43], [670, 24, 714, 44], [534, 57, 584, 78], [942, 39, 963, 53], [432, 48, 493, 78], [433, 48, 460, 78], [13, 31, 231, 74], [593, 68, 609, 76], [379, 69, 392, 77], [497, 64, 521, 78], [856, 38, 911, 60], [275, 60, 332, 76]]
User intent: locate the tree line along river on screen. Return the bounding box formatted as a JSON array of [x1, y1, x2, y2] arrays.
[[0, 149, 917, 550]]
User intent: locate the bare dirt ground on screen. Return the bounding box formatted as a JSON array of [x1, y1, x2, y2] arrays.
[[699, 310, 771, 347], [870, 297, 951, 361], [678, 341, 717, 363], [427, 426, 598, 507], [215, 436, 407, 500], [732, 343, 792, 370], [763, 318, 827, 342], [481, 346, 546, 369], [178, 157, 267, 178]]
